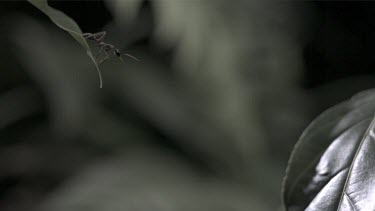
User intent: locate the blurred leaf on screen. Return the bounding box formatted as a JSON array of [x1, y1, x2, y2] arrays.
[[282, 89, 375, 210], [108, 0, 269, 167], [27, 0, 103, 88], [39, 147, 270, 211], [13, 17, 95, 136], [107, 0, 309, 183], [0, 86, 42, 129], [107, 0, 142, 24], [104, 2, 311, 206]]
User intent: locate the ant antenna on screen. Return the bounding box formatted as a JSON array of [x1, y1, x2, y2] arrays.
[[114, 49, 140, 63]]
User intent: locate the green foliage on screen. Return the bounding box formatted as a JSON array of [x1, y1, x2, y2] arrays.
[[27, 0, 103, 88], [283, 89, 375, 210]]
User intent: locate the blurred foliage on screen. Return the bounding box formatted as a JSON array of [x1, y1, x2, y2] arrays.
[[40, 147, 269, 211], [1, 1, 375, 211]]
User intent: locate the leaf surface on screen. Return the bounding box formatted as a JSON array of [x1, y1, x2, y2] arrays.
[[282, 89, 375, 210]]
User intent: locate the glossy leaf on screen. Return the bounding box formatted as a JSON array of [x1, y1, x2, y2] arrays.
[[27, 0, 103, 88], [282, 89, 375, 210]]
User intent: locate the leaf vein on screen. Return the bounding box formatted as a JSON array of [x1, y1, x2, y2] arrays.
[[345, 192, 357, 211]]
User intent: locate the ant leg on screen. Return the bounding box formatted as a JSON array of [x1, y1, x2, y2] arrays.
[[96, 46, 104, 59], [98, 44, 115, 64], [105, 43, 114, 52], [82, 33, 92, 37], [83, 33, 96, 40], [93, 31, 107, 43], [98, 51, 110, 64]]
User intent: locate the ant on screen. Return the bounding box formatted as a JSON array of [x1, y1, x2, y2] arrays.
[[82, 31, 139, 64]]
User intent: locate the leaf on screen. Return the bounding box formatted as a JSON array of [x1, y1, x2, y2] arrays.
[[282, 89, 375, 210], [27, 0, 103, 88]]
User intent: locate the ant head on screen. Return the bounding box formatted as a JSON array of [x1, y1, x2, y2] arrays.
[[114, 49, 121, 57]]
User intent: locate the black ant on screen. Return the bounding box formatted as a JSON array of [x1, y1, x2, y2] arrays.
[[82, 31, 139, 64]]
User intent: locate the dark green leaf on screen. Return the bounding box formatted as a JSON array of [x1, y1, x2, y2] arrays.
[[27, 0, 103, 88], [282, 89, 375, 210]]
